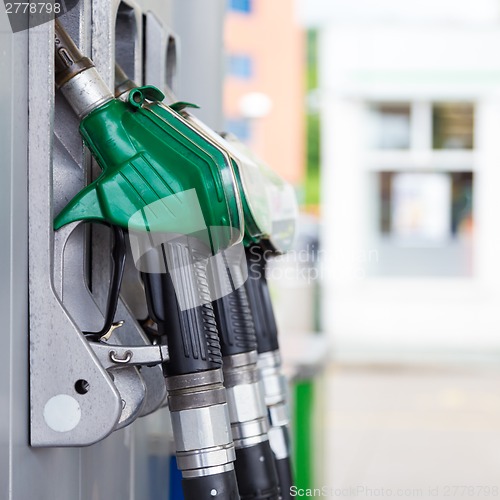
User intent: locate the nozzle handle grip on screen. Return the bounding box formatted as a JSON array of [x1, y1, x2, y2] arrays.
[[234, 441, 280, 500], [212, 255, 257, 357], [244, 246, 279, 354], [182, 470, 240, 500], [141, 240, 222, 376]]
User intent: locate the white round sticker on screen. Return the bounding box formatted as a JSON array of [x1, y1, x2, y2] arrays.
[[43, 394, 81, 432]]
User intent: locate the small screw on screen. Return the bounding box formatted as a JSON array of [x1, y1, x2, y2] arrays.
[[210, 489, 217, 496]]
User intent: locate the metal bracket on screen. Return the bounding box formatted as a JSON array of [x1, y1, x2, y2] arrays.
[[29, 5, 171, 447], [29, 18, 122, 447], [90, 342, 169, 370]]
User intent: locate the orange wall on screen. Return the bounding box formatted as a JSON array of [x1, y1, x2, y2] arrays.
[[224, 0, 305, 185]]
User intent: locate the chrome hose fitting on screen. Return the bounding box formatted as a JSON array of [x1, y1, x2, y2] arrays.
[[257, 350, 291, 460], [223, 351, 269, 448], [166, 369, 237, 479]]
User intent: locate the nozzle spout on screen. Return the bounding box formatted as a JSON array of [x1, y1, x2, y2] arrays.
[[54, 19, 93, 88], [114, 63, 137, 98], [54, 20, 113, 119]]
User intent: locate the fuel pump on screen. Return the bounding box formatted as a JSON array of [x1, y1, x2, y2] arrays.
[[53, 20, 241, 500]]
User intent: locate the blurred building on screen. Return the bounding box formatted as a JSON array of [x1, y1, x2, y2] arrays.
[[224, 0, 315, 335], [224, 0, 305, 186], [298, 0, 500, 357]]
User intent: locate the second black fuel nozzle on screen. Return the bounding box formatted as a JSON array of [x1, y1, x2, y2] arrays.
[[169, 118, 298, 499], [210, 250, 281, 500], [218, 135, 299, 500]]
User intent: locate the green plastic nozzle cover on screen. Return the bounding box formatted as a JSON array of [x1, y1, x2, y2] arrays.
[[172, 112, 297, 251], [54, 86, 243, 254], [221, 134, 298, 253]]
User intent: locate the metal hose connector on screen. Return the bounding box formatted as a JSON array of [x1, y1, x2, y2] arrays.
[[257, 350, 291, 460], [223, 350, 270, 448], [166, 369, 237, 478]]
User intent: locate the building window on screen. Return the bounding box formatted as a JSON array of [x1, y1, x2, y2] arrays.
[[391, 172, 452, 243], [367, 104, 411, 150], [227, 54, 253, 79], [379, 171, 473, 241], [364, 100, 476, 277], [433, 103, 474, 149], [225, 119, 251, 141], [228, 0, 252, 13], [372, 171, 473, 277]]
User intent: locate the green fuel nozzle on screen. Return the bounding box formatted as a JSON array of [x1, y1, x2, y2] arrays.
[[54, 21, 242, 500], [54, 23, 242, 255]]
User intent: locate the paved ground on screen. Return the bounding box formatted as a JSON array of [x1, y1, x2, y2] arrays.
[[314, 363, 500, 500]]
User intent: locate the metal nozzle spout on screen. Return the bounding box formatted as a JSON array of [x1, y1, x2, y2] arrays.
[[114, 63, 137, 98], [54, 19, 113, 119], [54, 19, 94, 88]]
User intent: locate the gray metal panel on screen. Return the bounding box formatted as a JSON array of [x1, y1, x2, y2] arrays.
[[0, 10, 30, 499], [172, 0, 226, 130], [0, 9, 84, 500]]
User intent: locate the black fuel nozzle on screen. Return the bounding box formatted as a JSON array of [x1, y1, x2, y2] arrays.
[[245, 244, 295, 499], [211, 251, 281, 500]]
